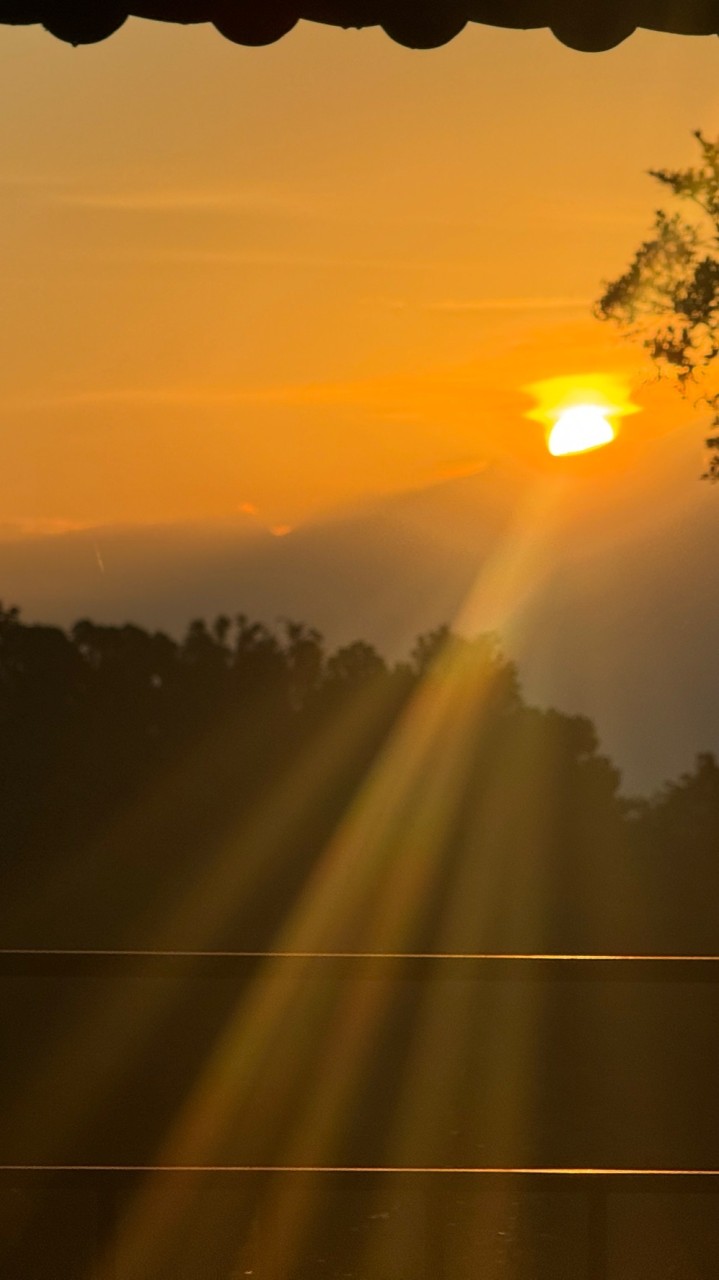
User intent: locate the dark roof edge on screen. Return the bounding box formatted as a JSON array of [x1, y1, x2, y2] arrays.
[[2, 0, 719, 50]]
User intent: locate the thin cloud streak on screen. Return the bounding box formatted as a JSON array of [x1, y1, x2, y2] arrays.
[[0, 517, 97, 541], [0, 175, 318, 217], [51, 185, 319, 215], [426, 296, 590, 313], [0, 383, 339, 413], [376, 296, 590, 314], [79, 247, 480, 272], [0, 369, 471, 413]]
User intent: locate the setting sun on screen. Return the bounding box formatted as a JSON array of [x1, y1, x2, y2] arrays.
[[547, 404, 616, 456], [525, 373, 639, 466]]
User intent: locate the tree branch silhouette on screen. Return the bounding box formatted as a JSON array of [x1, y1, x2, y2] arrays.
[[596, 130, 719, 479]]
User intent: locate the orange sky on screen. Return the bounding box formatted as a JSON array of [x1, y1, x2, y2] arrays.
[[2, 19, 719, 533]]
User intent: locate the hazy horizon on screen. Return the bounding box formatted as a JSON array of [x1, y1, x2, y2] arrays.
[[3, 418, 718, 794]]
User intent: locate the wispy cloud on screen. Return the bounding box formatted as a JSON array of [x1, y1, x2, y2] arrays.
[[0, 174, 318, 217], [0, 380, 363, 413], [0, 516, 96, 541], [51, 184, 318, 216], [0, 360, 526, 418], [425, 296, 590, 313], [374, 296, 590, 314], [75, 247, 475, 273], [0, 386, 280, 412]]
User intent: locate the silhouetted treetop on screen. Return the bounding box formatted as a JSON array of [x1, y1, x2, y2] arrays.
[[596, 130, 719, 478], [0, 601, 717, 956]]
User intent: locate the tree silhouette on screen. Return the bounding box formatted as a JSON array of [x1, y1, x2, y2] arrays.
[[596, 129, 719, 477], [0, 600, 717, 956]]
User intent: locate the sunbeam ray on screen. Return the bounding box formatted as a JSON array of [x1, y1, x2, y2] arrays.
[[85, 476, 588, 1278]]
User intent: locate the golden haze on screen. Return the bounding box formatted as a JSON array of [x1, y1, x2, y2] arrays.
[[0, 22, 717, 531]]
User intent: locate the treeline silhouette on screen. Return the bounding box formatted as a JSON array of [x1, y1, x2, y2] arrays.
[[3, 602, 719, 1278], [1, 600, 717, 955]]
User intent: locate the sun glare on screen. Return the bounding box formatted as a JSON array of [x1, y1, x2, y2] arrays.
[[524, 373, 639, 461], [547, 404, 616, 457]]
